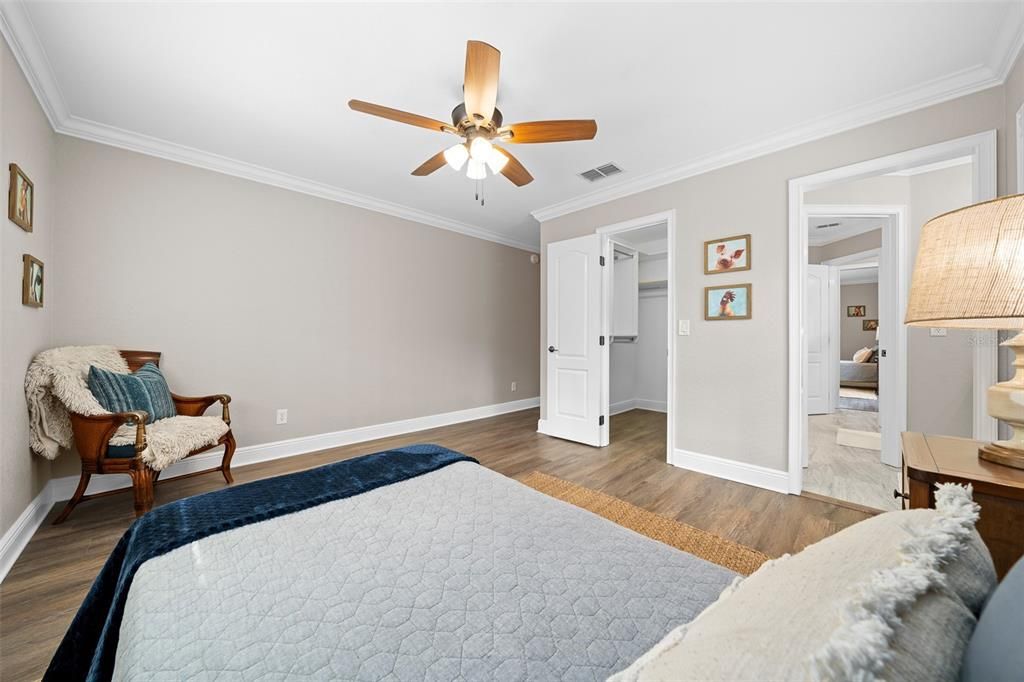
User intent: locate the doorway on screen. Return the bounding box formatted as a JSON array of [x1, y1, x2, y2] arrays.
[[540, 211, 676, 463], [788, 130, 999, 503], [803, 207, 902, 510]]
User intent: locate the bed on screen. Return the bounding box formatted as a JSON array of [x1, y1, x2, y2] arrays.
[[46, 445, 734, 681], [839, 360, 878, 389]]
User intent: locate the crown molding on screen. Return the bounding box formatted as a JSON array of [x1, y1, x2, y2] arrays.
[[532, 63, 1002, 223], [991, 1, 1024, 82], [58, 114, 539, 252], [0, 3, 539, 254]]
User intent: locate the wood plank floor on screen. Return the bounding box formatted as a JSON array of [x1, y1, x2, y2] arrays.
[[0, 408, 869, 681]]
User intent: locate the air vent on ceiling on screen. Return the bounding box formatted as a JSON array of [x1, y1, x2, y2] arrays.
[[579, 163, 623, 182], [815, 222, 840, 230]]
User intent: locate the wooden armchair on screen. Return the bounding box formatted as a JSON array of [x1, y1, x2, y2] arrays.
[[53, 350, 236, 524]]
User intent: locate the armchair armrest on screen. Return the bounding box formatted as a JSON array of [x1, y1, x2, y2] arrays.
[[171, 393, 231, 425], [68, 410, 148, 463]]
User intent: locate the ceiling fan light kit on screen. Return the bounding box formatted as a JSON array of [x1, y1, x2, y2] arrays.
[[349, 40, 598, 203]]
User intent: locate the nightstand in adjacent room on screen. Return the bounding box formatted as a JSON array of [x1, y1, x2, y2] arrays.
[[901, 432, 1024, 578]]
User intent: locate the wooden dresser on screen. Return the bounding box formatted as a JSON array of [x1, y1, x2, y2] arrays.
[[901, 432, 1024, 578]]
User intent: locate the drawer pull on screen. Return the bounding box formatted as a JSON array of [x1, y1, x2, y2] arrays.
[[893, 489, 909, 500]]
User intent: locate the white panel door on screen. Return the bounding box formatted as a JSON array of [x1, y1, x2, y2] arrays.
[[541, 234, 603, 446], [806, 264, 831, 416]]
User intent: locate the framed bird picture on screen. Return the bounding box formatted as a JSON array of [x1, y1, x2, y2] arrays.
[[8, 163, 33, 232], [704, 234, 750, 274], [705, 284, 751, 320]]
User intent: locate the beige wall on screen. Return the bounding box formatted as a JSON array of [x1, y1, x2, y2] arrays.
[[808, 229, 882, 264], [48, 137, 539, 478], [0, 38, 55, 537], [906, 165, 974, 437], [540, 86, 1006, 471], [839, 283, 878, 359]]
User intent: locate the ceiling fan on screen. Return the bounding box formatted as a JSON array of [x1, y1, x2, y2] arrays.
[[349, 40, 597, 202]]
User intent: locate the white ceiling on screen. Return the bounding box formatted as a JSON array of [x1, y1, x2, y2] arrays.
[[4, 2, 1023, 250], [807, 216, 884, 247]]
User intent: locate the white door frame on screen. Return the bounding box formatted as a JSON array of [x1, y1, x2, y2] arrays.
[[810, 207, 907, 469], [787, 130, 998, 494], [595, 210, 677, 459]]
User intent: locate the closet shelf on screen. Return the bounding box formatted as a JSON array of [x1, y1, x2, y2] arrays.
[[638, 279, 668, 290]]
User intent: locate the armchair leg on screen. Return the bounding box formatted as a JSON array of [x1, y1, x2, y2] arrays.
[[129, 468, 156, 517], [52, 472, 91, 525], [221, 431, 237, 485]]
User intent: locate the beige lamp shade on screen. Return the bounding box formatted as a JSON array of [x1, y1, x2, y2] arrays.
[[905, 194, 1024, 329]]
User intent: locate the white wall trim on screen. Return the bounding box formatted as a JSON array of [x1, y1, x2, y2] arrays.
[[610, 398, 667, 415], [1, 396, 539, 584], [671, 449, 789, 495], [532, 65, 1005, 223], [789, 130, 999, 494], [0, 4, 539, 254], [0, 486, 52, 584]]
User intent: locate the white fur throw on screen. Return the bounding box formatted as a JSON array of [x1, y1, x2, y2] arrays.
[[25, 345, 229, 471], [25, 345, 129, 459]]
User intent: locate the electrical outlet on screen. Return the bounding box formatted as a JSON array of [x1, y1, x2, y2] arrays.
[[678, 319, 690, 336], [276, 409, 288, 425], [930, 328, 947, 337], [511, 381, 517, 392]]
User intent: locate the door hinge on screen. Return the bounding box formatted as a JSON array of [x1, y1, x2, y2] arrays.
[[599, 256, 606, 266], [599, 335, 605, 346], [599, 415, 605, 426]]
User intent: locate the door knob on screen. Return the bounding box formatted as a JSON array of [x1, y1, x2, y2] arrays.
[[548, 346, 558, 353]]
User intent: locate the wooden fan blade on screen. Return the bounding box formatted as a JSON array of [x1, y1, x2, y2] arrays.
[[504, 120, 597, 143], [411, 150, 448, 176], [495, 148, 533, 187], [463, 41, 500, 127], [348, 100, 455, 134]]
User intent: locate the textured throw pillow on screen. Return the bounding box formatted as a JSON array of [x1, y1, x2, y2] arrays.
[[852, 346, 873, 363], [87, 362, 177, 424], [610, 484, 996, 682]]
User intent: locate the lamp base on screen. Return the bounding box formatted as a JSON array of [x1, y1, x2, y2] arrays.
[[979, 442, 1024, 470], [981, 330, 1024, 470]]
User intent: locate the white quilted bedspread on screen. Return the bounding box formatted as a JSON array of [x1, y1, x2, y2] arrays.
[[113, 462, 733, 681]]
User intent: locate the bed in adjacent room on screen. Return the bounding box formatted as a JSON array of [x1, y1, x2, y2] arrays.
[[46, 445, 735, 681]]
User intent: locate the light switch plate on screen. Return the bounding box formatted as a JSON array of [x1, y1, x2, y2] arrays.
[[678, 320, 690, 336], [930, 328, 947, 337]]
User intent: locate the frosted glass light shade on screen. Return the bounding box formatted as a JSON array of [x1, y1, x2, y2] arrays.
[[469, 137, 492, 161], [466, 158, 486, 180], [486, 147, 508, 174], [905, 194, 1024, 329], [443, 143, 469, 171]]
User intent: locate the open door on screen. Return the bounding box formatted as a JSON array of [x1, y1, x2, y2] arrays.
[[540, 234, 605, 446], [806, 263, 832, 416]]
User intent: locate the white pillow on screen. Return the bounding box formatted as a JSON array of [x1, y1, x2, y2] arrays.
[[852, 346, 873, 363], [610, 485, 996, 682]]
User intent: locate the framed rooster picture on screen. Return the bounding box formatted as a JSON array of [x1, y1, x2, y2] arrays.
[[705, 284, 751, 321], [704, 234, 750, 274]]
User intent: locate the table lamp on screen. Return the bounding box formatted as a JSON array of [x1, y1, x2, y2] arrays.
[[905, 194, 1024, 468]]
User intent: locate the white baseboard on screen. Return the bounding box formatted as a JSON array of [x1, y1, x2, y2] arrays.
[[2, 396, 539, 584], [672, 448, 790, 494], [610, 398, 668, 415], [0, 486, 53, 584]]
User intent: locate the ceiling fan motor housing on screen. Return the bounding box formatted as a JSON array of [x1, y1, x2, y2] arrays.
[[451, 103, 503, 133]]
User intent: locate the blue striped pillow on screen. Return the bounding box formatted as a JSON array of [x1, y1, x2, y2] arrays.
[[88, 362, 177, 424]]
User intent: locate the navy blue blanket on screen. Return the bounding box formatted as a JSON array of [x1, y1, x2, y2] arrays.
[[44, 444, 476, 681]]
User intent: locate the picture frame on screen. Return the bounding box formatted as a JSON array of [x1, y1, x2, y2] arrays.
[[704, 234, 750, 274], [847, 305, 866, 317], [22, 254, 43, 308], [8, 163, 34, 232], [705, 283, 751, 320], [863, 319, 878, 331]]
